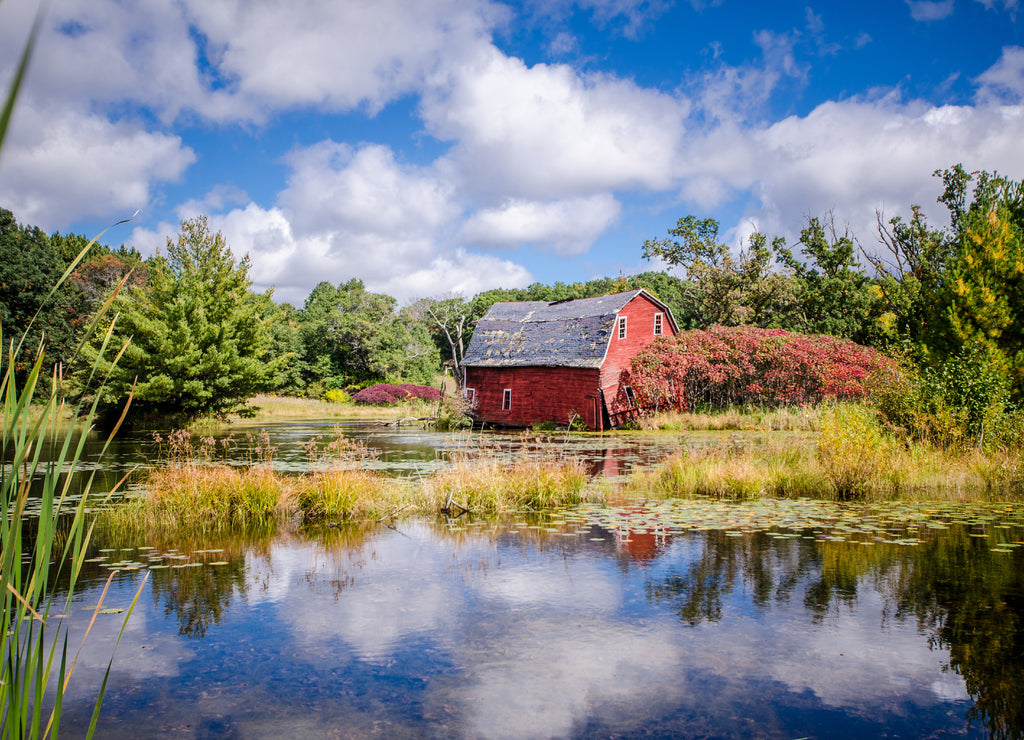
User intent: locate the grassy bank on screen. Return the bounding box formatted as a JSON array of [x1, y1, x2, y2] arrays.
[[103, 454, 592, 530], [625, 437, 1022, 502], [632, 404, 823, 432], [229, 393, 438, 422]]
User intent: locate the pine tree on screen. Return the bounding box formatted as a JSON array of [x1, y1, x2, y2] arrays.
[[84, 216, 279, 425]]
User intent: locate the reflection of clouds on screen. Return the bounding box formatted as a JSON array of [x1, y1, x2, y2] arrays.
[[478, 558, 621, 613], [57, 579, 195, 704], [735, 589, 969, 707], [270, 525, 972, 736], [68, 523, 976, 736], [278, 523, 462, 661], [447, 618, 683, 740], [243, 542, 315, 604]]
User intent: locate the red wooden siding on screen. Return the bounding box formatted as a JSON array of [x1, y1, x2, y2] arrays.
[[600, 295, 676, 427], [464, 366, 603, 429], [463, 292, 677, 430]]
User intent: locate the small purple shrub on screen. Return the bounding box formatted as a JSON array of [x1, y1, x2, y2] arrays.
[[352, 386, 399, 405], [352, 383, 441, 405]]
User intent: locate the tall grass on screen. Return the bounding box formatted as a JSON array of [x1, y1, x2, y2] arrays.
[[634, 404, 822, 432], [626, 441, 828, 500], [2, 17, 145, 729], [423, 456, 591, 513], [0, 240, 142, 734]]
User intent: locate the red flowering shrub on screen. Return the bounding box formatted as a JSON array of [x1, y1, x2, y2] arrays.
[[629, 326, 896, 411], [352, 383, 441, 405]]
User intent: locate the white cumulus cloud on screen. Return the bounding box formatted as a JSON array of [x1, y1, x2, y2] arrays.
[[0, 100, 194, 229], [422, 46, 689, 201], [460, 195, 622, 255]]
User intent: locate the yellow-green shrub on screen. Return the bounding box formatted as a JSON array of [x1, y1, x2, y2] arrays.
[[816, 403, 907, 498], [324, 388, 350, 404]]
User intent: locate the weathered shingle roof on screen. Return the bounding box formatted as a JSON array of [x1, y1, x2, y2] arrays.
[[462, 289, 669, 368]]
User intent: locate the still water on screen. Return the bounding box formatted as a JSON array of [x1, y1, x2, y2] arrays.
[[52, 490, 1024, 738], [47, 419, 692, 496]]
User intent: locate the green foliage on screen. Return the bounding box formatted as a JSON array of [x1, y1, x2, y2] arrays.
[[871, 347, 1021, 452], [873, 166, 1024, 393], [82, 216, 280, 426], [642, 215, 794, 327], [0, 209, 77, 381], [776, 216, 879, 342], [299, 279, 436, 389], [261, 301, 306, 396], [947, 193, 1024, 397]]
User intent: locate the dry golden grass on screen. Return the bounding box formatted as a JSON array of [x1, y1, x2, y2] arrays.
[[423, 456, 592, 513], [626, 422, 1023, 502], [222, 394, 436, 423], [299, 469, 412, 521], [636, 405, 822, 432], [104, 453, 594, 528]]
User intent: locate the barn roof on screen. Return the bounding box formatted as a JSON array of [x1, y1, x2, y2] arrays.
[[462, 289, 675, 369]]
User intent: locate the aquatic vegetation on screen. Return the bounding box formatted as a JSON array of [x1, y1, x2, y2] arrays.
[[634, 404, 821, 432], [816, 403, 908, 498], [0, 185, 141, 735], [133, 464, 292, 528], [299, 469, 408, 521], [424, 457, 591, 513], [626, 442, 826, 500]]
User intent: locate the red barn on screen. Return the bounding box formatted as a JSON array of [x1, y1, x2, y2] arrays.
[[461, 290, 678, 430]]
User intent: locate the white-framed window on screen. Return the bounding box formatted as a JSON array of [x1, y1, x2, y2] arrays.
[[617, 316, 627, 339], [654, 313, 663, 335], [624, 386, 636, 407], [502, 388, 512, 411], [465, 387, 476, 407]]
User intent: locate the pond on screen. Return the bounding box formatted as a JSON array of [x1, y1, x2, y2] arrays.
[[29, 419, 726, 509], [48, 490, 1024, 738]]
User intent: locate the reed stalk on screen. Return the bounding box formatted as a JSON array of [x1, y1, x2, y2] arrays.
[[1, 19, 142, 730]]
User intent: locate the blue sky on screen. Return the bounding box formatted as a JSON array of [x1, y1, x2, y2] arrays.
[[1, 0, 1022, 305]]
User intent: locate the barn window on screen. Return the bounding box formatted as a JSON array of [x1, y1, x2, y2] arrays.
[[617, 316, 627, 339], [624, 386, 636, 407], [502, 388, 512, 411], [465, 388, 476, 407], [654, 313, 663, 335]]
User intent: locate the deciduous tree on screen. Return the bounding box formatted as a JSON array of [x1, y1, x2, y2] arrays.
[[641, 215, 793, 327]]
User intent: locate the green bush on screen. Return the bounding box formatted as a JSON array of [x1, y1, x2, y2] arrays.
[[871, 346, 1022, 452]]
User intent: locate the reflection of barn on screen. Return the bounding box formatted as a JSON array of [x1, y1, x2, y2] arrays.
[[461, 290, 678, 431]]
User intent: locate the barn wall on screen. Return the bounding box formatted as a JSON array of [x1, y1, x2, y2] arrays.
[[463, 366, 603, 429], [599, 295, 677, 426]]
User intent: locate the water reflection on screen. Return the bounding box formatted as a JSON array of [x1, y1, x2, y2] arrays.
[[45, 504, 1024, 738]]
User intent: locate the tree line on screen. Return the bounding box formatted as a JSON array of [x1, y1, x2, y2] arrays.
[[1, 164, 1020, 428]]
